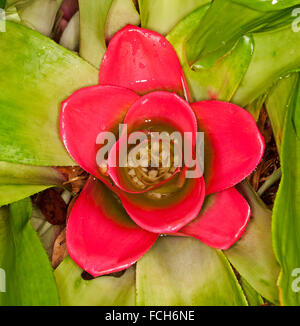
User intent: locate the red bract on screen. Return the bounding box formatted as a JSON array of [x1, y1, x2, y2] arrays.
[[60, 25, 265, 277]]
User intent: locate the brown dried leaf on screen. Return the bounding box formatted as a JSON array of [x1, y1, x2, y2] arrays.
[[248, 107, 281, 208], [55, 166, 89, 194], [52, 228, 68, 269], [33, 188, 67, 225]]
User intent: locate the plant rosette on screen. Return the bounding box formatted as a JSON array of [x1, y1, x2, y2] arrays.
[[59, 25, 265, 277]]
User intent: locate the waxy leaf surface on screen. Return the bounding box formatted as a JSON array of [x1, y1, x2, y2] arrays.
[[55, 257, 136, 306], [0, 198, 59, 305], [137, 236, 248, 306], [0, 22, 98, 166]]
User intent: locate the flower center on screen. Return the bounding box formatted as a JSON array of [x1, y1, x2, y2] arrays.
[[125, 137, 179, 190]]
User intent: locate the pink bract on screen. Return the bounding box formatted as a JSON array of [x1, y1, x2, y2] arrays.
[[60, 25, 264, 277]]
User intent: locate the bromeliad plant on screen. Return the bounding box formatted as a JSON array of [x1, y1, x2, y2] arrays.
[[1, 0, 300, 306], [60, 25, 264, 276]]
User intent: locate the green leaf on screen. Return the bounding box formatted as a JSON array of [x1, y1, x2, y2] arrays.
[[5, 0, 35, 8], [136, 236, 248, 306], [257, 168, 282, 197], [105, 0, 140, 40], [138, 0, 210, 35], [17, 0, 62, 36], [0, 21, 98, 166], [55, 256, 136, 306], [240, 277, 264, 306], [79, 0, 141, 68], [233, 26, 300, 106], [167, 6, 253, 101], [59, 11, 79, 52], [265, 74, 299, 151], [5, 0, 62, 9], [233, 0, 300, 11], [3, 4, 21, 23], [245, 93, 267, 121], [79, 0, 113, 68], [186, 0, 294, 69], [0, 185, 50, 207], [0, 161, 65, 206], [272, 74, 300, 306], [224, 181, 280, 305], [0, 161, 65, 185], [0, 198, 60, 305], [191, 36, 253, 101]]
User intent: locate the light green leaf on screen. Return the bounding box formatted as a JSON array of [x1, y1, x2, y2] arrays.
[[265, 74, 299, 151], [17, 0, 62, 36], [272, 74, 300, 306], [79, 0, 141, 68], [0, 198, 59, 305], [0, 161, 65, 185], [5, 0, 36, 8], [3, 5, 21, 23], [0, 185, 50, 207], [240, 277, 264, 306], [233, 0, 300, 11], [78, 0, 113, 68], [186, 0, 294, 69], [257, 168, 282, 197], [138, 0, 210, 35], [105, 0, 140, 40], [190, 36, 253, 101], [167, 6, 253, 101], [245, 93, 267, 121], [0, 161, 65, 206], [233, 26, 300, 106], [0, 21, 98, 166], [55, 256, 136, 306], [137, 236, 248, 306], [59, 11, 79, 52], [224, 181, 280, 305]]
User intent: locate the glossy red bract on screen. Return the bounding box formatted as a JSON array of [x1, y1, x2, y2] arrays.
[[60, 25, 264, 276]]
